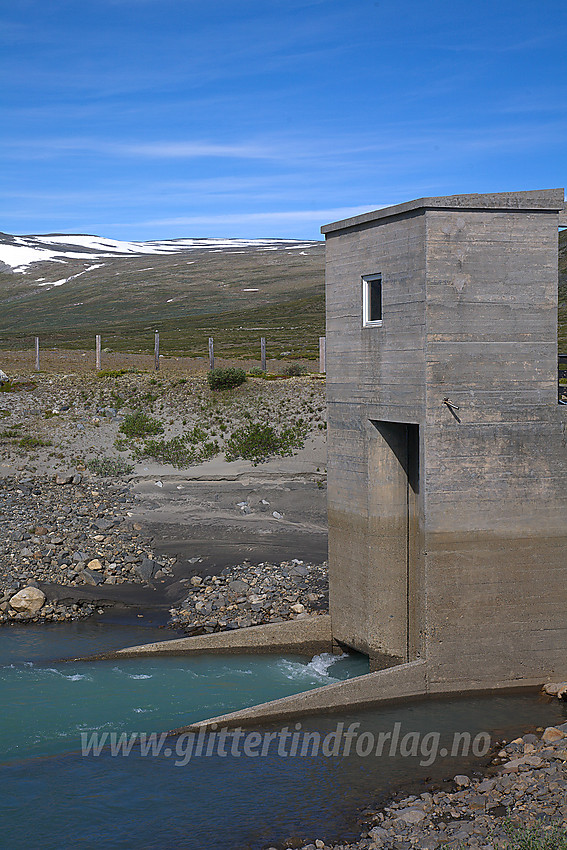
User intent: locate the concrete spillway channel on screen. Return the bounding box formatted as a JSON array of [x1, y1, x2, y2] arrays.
[[71, 616, 552, 733]]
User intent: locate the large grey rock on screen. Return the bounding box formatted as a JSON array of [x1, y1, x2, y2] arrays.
[[81, 568, 105, 586], [9, 586, 46, 615], [135, 557, 156, 581]]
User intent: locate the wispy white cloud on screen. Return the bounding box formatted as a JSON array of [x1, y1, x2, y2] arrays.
[[132, 206, 380, 228], [120, 141, 276, 159]]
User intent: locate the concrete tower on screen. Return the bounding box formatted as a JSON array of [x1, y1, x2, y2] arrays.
[[323, 189, 567, 690]]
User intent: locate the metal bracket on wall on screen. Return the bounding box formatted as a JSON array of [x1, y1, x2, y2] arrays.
[[442, 397, 461, 423]]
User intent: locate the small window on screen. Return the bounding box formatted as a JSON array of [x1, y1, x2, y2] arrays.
[[362, 274, 382, 326]]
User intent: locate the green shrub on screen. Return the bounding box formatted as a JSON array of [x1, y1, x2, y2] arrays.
[[97, 369, 129, 379], [248, 366, 266, 378], [282, 363, 307, 377], [87, 457, 134, 476], [0, 380, 37, 393], [119, 410, 164, 438], [207, 367, 247, 391], [225, 420, 308, 465], [134, 430, 219, 467], [501, 821, 567, 849], [1, 425, 22, 439], [18, 435, 51, 449]]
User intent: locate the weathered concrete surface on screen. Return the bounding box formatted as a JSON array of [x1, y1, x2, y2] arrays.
[[173, 659, 552, 731], [322, 188, 566, 233], [88, 615, 333, 659], [323, 188, 567, 690]]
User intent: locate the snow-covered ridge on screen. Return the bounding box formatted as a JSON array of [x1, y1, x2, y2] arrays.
[[0, 233, 320, 272]]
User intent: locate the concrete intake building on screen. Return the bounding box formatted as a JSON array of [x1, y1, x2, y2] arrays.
[[114, 189, 567, 730], [323, 189, 567, 691]]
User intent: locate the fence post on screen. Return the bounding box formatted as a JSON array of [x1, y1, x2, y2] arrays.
[[35, 337, 40, 372], [261, 337, 266, 372], [209, 337, 214, 371], [154, 331, 160, 371], [319, 336, 326, 374], [95, 335, 101, 371]]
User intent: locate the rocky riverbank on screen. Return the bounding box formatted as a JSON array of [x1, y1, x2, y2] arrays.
[[0, 366, 328, 625], [289, 722, 567, 850], [0, 472, 174, 623], [0, 469, 330, 628], [169, 558, 329, 632]]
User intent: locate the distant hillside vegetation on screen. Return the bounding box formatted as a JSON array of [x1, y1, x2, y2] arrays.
[[0, 235, 325, 360]]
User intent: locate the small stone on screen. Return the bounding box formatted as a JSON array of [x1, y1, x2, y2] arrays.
[[291, 602, 305, 614], [542, 727, 566, 743], [272, 511, 283, 519], [454, 774, 470, 787], [190, 576, 202, 586], [396, 807, 426, 824], [87, 559, 103, 571], [55, 473, 73, 485]]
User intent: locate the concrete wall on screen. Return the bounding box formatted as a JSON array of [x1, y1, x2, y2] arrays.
[[325, 210, 426, 662], [423, 205, 567, 686], [325, 189, 567, 689]]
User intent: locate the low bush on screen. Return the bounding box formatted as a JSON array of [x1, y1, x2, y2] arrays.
[[207, 367, 247, 391], [248, 366, 266, 378], [87, 457, 134, 476], [1, 425, 23, 439], [0, 381, 37, 393], [97, 369, 130, 379], [119, 410, 164, 438], [496, 821, 567, 849], [18, 435, 51, 449], [134, 428, 219, 468], [282, 363, 307, 377], [225, 419, 308, 465]]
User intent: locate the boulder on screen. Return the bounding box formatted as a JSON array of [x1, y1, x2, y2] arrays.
[[0, 369, 10, 387], [80, 568, 105, 586], [135, 557, 157, 581], [542, 682, 565, 695], [9, 586, 46, 615], [87, 559, 103, 571]]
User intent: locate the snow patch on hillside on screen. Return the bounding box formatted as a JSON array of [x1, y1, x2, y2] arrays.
[[0, 233, 322, 272]]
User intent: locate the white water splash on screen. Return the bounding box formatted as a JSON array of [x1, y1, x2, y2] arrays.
[[278, 652, 348, 683]]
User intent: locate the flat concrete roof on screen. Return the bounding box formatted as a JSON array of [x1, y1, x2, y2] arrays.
[[321, 188, 566, 234]]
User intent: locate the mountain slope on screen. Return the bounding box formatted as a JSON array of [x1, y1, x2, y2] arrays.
[[0, 233, 325, 358]]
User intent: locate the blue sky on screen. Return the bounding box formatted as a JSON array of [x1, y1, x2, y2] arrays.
[[1, 0, 566, 240]]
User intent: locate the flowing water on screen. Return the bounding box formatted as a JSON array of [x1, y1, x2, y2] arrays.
[[0, 622, 565, 849]]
